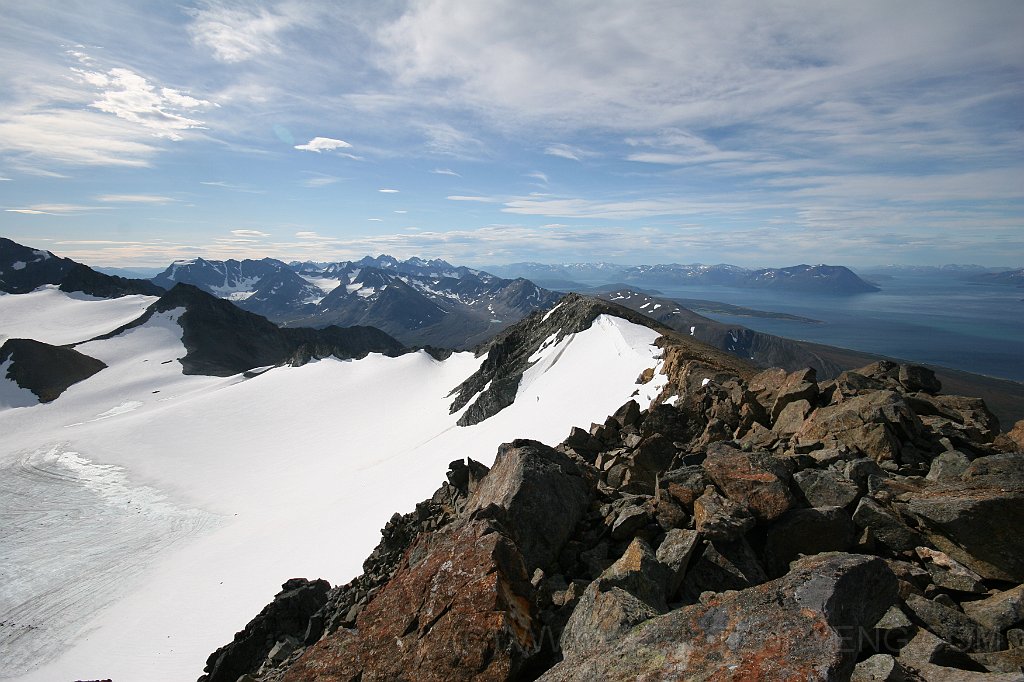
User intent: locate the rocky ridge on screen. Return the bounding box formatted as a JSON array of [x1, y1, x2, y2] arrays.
[[97, 283, 407, 377], [0, 237, 163, 297], [202, 351, 1024, 681]]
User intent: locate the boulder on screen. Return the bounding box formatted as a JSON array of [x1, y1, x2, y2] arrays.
[[794, 468, 861, 509], [655, 528, 701, 599], [610, 504, 649, 541], [899, 365, 942, 394], [466, 439, 591, 572], [961, 453, 1024, 485], [770, 368, 819, 423], [283, 521, 537, 682], [559, 538, 667, 659], [693, 485, 755, 541], [657, 465, 709, 511], [915, 547, 987, 594], [797, 391, 923, 462], [962, 585, 1024, 633], [904, 594, 1006, 653], [928, 450, 973, 482], [539, 553, 898, 682], [702, 443, 795, 522], [681, 537, 768, 600], [853, 497, 927, 554], [896, 628, 1019, 681], [905, 483, 1024, 582], [763, 506, 856, 577], [852, 654, 907, 681]]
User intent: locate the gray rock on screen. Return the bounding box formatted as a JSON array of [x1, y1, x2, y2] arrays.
[[693, 485, 755, 541], [682, 537, 768, 600], [899, 365, 941, 395], [763, 506, 856, 577], [898, 628, 1022, 681], [905, 594, 1006, 652], [794, 468, 861, 508], [961, 454, 1024, 485], [466, 439, 591, 571], [962, 585, 1024, 633], [655, 528, 700, 599], [916, 547, 987, 594], [559, 538, 667, 659], [852, 654, 906, 681], [702, 443, 796, 523], [928, 450, 973, 482], [610, 504, 649, 541], [906, 482, 1024, 583], [853, 497, 927, 553]]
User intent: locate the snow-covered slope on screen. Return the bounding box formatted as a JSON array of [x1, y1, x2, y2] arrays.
[[0, 286, 157, 346], [0, 299, 668, 681]]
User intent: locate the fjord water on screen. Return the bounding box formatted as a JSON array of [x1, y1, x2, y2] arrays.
[[653, 273, 1024, 382]]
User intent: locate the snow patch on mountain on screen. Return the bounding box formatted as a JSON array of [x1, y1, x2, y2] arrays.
[[0, 287, 158, 346]]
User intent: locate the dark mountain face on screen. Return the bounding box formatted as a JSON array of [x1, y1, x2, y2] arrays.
[[0, 338, 106, 402], [102, 284, 406, 377], [152, 255, 561, 349], [0, 237, 162, 297]]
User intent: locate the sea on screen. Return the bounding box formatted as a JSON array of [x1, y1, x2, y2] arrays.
[[641, 274, 1024, 383]]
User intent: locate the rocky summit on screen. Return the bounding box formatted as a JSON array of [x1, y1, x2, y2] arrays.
[[202, 355, 1024, 681]]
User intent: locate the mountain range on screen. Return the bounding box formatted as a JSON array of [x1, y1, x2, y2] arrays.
[[2, 236, 1024, 681], [485, 261, 881, 294], [151, 255, 559, 349]]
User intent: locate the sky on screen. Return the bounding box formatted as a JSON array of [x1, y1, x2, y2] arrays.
[[0, 1, 1022, 269]]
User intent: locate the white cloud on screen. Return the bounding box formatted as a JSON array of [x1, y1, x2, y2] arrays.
[[394, 210, 407, 214], [368, 218, 383, 221], [302, 174, 341, 187], [200, 181, 265, 193], [230, 229, 269, 238], [74, 66, 212, 141], [187, 1, 313, 63], [544, 144, 593, 161], [378, 188, 399, 193], [96, 194, 176, 204], [294, 136, 352, 153], [5, 203, 110, 215], [526, 171, 549, 183], [431, 168, 460, 176], [447, 195, 495, 202]]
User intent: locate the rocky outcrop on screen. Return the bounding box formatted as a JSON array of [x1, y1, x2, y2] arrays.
[[0, 338, 106, 402], [204, 356, 1024, 682], [97, 284, 406, 376], [0, 237, 162, 297]]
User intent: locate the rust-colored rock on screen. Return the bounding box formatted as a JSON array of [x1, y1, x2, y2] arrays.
[[539, 553, 898, 682], [702, 443, 795, 522], [283, 521, 537, 682]]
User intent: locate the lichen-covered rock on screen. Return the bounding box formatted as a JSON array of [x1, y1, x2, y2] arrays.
[[282, 521, 537, 682], [853, 497, 928, 554], [702, 443, 795, 522], [539, 553, 898, 682]]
